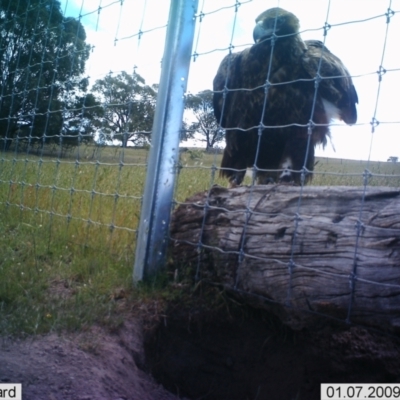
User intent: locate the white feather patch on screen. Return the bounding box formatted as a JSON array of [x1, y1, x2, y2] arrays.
[[322, 98, 340, 121], [279, 157, 292, 179]]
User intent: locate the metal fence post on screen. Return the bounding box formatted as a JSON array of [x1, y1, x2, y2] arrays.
[[133, 0, 199, 281]]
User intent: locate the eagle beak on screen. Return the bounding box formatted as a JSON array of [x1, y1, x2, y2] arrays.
[[253, 21, 274, 43]]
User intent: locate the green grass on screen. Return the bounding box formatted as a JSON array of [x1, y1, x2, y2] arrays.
[[312, 157, 400, 187], [0, 144, 399, 336]]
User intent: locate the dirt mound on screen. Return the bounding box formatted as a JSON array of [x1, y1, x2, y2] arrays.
[[1, 303, 400, 400], [0, 320, 179, 400]]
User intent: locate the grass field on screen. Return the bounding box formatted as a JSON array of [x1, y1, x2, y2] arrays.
[[1, 144, 400, 336]]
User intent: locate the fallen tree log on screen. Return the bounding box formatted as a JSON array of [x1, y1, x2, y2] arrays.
[[170, 185, 400, 332]]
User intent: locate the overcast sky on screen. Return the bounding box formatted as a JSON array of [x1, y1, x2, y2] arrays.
[[60, 0, 400, 161]]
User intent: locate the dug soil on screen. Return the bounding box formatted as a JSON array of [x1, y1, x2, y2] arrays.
[[145, 306, 400, 400], [1, 298, 400, 399]]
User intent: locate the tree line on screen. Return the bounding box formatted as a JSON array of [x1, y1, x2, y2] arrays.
[[0, 0, 222, 152]]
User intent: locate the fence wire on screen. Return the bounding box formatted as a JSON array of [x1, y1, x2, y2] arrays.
[[170, 0, 400, 335], [0, 0, 400, 335], [0, 0, 169, 264]]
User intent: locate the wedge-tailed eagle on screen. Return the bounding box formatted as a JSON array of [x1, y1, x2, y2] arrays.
[[213, 7, 358, 186]]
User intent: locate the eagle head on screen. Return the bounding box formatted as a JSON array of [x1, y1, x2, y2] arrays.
[[253, 7, 300, 43]]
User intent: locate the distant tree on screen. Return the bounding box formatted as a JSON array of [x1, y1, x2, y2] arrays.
[[0, 0, 91, 150], [61, 92, 103, 146], [184, 90, 224, 150], [91, 71, 157, 147], [387, 156, 398, 163]]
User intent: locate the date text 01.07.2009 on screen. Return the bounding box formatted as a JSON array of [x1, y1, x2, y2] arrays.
[[321, 384, 400, 400]]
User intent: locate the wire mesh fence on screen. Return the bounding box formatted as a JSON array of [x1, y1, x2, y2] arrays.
[[0, 0, 400, 335], [170, 0, 400, 335], [0, 0, 170, 266]]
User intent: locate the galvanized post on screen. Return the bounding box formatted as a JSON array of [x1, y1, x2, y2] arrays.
[[133, 0, 199, 281]]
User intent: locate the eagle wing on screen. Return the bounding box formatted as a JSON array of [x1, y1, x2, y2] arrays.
[[213, 50, 256, 182], [303, 40, 358, 125]]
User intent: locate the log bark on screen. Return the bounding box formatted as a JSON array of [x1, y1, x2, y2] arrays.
[[170, 185, 400, 332]]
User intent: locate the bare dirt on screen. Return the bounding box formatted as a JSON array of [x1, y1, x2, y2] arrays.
[[1, 300, 400, 400], [145, 307, 400, 400], [0, 320, 180, 400]]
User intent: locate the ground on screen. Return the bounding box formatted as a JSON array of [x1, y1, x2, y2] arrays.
[[0, 319, 180, 400], [1, 301, 400, 400]]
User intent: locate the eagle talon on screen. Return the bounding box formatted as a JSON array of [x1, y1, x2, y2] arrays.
[[228, 181, 239, 189], [256, 176, 275, 185]]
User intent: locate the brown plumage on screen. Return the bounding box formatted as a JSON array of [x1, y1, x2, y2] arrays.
[[213, 7, 358, 186]]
